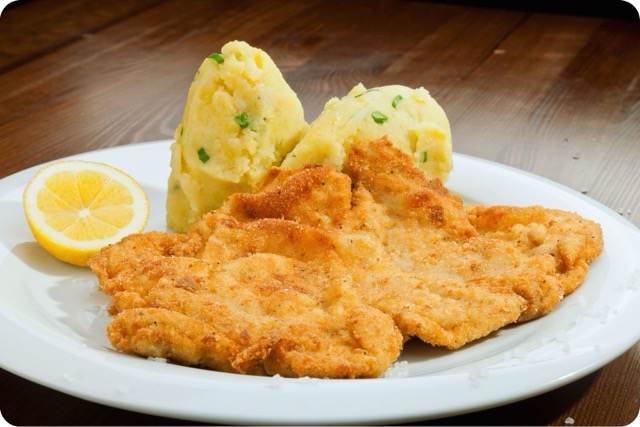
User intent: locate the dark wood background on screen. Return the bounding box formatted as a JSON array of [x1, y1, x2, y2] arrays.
[[1, 0, 639, 425]]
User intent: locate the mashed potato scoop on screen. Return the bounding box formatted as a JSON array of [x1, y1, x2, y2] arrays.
[[166, 41, 307, 232], [282, 83, 453, 181]]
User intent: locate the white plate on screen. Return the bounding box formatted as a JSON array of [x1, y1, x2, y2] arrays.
[[1, 140, 639, 425]]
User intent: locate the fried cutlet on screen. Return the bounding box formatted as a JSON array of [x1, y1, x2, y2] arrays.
[[224, 137, 603, 347], [465, 204, 603, 298], [343, 139, 602, 323], [89, 136, 603, 377], [90, 216, 403, 379]]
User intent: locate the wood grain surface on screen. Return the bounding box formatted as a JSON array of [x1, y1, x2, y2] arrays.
[[0, 0, 639, 425]]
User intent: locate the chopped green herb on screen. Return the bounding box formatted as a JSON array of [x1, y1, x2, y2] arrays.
[[207, 52, 224, 64], [371, 111, 388, 124], [421, 151, 428, 162], [354, 88, 379, 98], [234, 111, 251, 129], [392, 95, 403, 108], [197, 147, 210, 163]]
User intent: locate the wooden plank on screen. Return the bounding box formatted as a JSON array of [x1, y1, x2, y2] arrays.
[[541, 19, 640, 210], [282, 2, 528, 119], [0, 0, 162, 72], [442, 14, 640, 224], [442, 13, 602, 155]]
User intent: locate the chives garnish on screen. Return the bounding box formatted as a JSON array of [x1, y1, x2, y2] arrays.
[[354, 88, 379, 98], [392, 95, 403, 108], [198, 147, 210, 163], [207, 53, 224, 64], [235, 111, 250, 129], [421, 151, 428, 162], [371, 111, 388, 124]]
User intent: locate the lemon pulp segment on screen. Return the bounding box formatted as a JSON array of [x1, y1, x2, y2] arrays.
[[36, 169, 135, 240]]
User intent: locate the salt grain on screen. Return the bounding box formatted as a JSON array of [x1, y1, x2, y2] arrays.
[[578, 295, 587, 308], [621, 268, 640, 292], [116, 385, 130, 395], [384, 361, 409, 378], [70, 277, 85, 285], [268, 374, 283, 389], [297, 376, 319, 386], [61, 372, 77, 384], [565, 416, 575, 425], [599, 306, 611, 324], [468, 367, 490, 388], [513, 347, 527, 360]]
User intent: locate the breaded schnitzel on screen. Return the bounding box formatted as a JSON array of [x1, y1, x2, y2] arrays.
[[342, 139, 602, 327], [89, 137, 603, 377], [90, 217, 403, 378]]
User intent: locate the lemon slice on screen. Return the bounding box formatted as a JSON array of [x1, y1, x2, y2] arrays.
[[23, 160, 149, 267]]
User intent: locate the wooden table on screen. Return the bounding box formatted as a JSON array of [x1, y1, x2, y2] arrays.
[[1, 0, 639, 425]]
